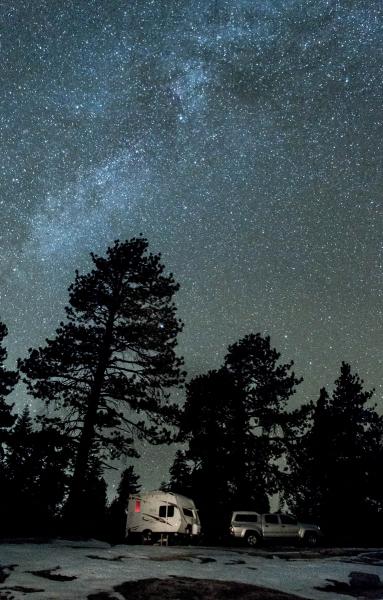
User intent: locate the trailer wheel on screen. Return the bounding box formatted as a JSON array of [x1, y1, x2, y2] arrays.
[[245, 531, 260, 547], [141, 529, 153, 545]]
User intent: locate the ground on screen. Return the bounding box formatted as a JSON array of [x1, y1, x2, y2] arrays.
[[89, 576, 310, 599], [0, 540, 383, 600]]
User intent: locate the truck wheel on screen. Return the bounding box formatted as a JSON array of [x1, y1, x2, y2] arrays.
[[245, 531, 260, 547], [304, 532, 319, 546], [141, 529, 153, 545]]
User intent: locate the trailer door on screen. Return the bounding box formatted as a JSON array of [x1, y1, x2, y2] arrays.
[[158, 504, 179, 529]]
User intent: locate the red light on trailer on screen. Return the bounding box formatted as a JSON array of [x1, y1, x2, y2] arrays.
[[135, 500, 141, 513]]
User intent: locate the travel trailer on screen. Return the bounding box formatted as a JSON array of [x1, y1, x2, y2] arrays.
[[126, 490, 201, 543]]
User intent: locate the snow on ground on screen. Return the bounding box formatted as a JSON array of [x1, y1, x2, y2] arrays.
[[0, 540, 383, 599]]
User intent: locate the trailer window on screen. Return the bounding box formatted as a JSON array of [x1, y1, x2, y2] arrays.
[[159, 505, 175, 518], [183, 508, 193, 517]]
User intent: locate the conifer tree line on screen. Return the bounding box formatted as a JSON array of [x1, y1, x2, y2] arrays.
[[0, 237, 382, 543]]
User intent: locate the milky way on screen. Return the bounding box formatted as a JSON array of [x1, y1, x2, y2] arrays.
[[1, 0, 382, 490]]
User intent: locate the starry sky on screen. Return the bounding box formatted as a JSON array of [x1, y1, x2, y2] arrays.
[[1, 0, 382, 491]]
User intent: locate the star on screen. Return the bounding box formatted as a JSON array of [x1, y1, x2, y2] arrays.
[[0, 0, 382, 491]]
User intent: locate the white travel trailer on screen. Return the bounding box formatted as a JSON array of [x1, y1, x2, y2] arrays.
[[126, 490, 201, 544]]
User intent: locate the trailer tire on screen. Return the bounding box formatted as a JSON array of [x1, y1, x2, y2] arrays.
[[141, 529, 153, 545], [245, 531, 260, 547]]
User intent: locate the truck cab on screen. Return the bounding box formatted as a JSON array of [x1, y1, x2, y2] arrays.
[[230, 511, 321, 547]]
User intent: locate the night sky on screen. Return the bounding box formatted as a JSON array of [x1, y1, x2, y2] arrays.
[[1, 1, 382, 491]]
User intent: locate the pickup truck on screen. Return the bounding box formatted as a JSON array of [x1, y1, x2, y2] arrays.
[[229, 511, 321, 547]]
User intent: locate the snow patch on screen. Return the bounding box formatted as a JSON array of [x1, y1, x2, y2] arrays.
[[0, 541, 382, 599]]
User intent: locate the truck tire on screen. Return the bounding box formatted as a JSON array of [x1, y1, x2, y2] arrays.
[[304, 531, 319, 546], [245, 531, 260, 547], [141, 529, 153, 545]]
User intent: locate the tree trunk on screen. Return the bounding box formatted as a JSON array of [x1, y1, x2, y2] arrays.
[[64, 312, 116, 534]]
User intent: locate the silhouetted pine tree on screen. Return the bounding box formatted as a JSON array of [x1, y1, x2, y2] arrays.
[[116, 465, 141, 501], [109, 465, 141, 542], [365, 420, 383, 531], [19, 238, 184, 533], [281, 388, 329, 524], [4, 406, 37, 535], [167, 450, 192, 496], [284, 363, 382, 542], [224, 333, 303, 502], [0, 321, 18, 440], [0, 322, 18, 532], [171, 335, 302, 540], [32, 423, 74, 533], [179, 369, 236, 539], [76, 456, 108, 539], [3, 407, 73, 536]]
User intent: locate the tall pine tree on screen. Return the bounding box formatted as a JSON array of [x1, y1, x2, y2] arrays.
[[167, 450, 192, 497], [284, 363, 382, 541], [4, 406, 35, 536], [109, 465, 141, 542], [0, 321, 18, 438], [281, 388, 329, 524], [0, 324, 18, 532], [179, 369, 236, 539], [3, 407, 73, 536], [224, 333, 303, 501], [171, 336, 302, 540], [19, 238, 184, 531], [77, 456, 108, 539], [115, 465, 141, 503]]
